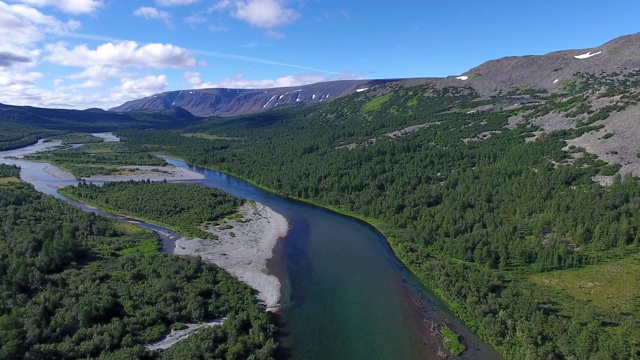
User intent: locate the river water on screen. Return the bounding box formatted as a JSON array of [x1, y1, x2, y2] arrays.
[[0, 140, 501, 360]]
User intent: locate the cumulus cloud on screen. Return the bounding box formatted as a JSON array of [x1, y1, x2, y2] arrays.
[[133, 6, 172, 26], [0, 72, 169, 109], [234, 0, 299, 28], [69, 65, 124, 81], [156, 0, 199, 6], [0, 51, 32, 67], [0, 69, 42, 86], [185, 73, 344, 89], [14, 0, 103, 14], [0, 1, 80, 45], [211, 0, 300, 34], [114, 75, 168, 99], [45, 41, 196, 69], [184, 71, 217, 88]]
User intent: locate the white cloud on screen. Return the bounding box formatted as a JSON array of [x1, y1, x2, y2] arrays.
[[69, 65, 124, 81], [233, 0, 299, 28], [189, 73, 335, 89], [0, 2, 80, 45], [156, 0, 199, 6], [14, 0, 103, 14], [184, 13, 206, 24], [45, 41, 196, 69], [114, 75, 168, 99], [0, 72, 169, 109], [184, 71, 216, 88], [211, 0, 300, 32], [0, 69, 42, 86], [133, 7, 172, 26]]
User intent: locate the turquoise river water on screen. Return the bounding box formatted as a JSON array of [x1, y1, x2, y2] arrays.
[[0, 141, 501, 360]]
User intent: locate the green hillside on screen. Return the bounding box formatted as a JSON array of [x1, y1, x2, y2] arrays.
[[119, 76, 640, 358]]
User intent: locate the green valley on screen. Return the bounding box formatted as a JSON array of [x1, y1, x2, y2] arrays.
[[116, 74, 640, 358]]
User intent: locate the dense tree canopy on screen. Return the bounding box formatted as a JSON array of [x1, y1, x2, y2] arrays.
[[0, 165, 276, 359], [118, 78, 640, 358]]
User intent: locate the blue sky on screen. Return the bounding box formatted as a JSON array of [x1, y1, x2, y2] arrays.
[[1, 0, 639, 109]]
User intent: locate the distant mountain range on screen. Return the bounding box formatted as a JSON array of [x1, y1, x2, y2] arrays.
[[0, 103, 198, 132], [109, 32, 640, 117], [2, 32, 640, 121], [109, 79, 405, 117]]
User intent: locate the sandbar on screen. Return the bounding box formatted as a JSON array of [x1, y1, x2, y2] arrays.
[[82, 165, 205, 182], [43, 165, 77, 180], [174, 201, 288, 312]]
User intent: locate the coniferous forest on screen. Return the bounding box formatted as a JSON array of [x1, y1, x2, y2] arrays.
[[117, 79, 640, 358], [0, 164, 277, 359], [2, 71, 640, 358]]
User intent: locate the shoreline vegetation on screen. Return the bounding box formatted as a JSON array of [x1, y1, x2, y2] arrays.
[[174, 201, 288, 312], [158, 157, 471, 355], [43, 163, 205, 183], [25, 140, 470, 357], [112, 76, 640, 358], [52, 171, 288, 313], [0, 164, 279, 358]]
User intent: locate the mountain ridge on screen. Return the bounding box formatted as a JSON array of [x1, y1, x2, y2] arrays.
[[109, 32, 640, 117], [109, 79, 405, 117]]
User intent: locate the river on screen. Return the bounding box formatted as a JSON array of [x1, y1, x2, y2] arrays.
[[0, 140, 501, 360]]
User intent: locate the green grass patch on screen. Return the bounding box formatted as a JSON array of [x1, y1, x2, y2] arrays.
[[0, 177, 20, 185], [48, 133, 104, 145], [362, 93, 391, 112], [182, 132, 239, 141], [119, 237, 161, 256], [112, 221, 149, 235], [530, 255, 640, 312], [83, 145, 118, 154], [440, 327, 466, 356]]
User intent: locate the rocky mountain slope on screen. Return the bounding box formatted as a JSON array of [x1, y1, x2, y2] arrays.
[[111, 33, 640, 118], [453, 32, 640, 96], [109, 79, 401, 117]]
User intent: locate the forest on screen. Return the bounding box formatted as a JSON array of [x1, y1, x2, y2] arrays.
[[0, 164, 277, 359], [0, 103, 202, 151], [3, 70, 640, 358], [24, 142, 168, 178], [60, 181, 245, 238], [115, 78, 640, 358]]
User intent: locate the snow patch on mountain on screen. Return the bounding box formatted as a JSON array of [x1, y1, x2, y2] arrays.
[[574, 51, 602, 59], [263, 95, 277, 108]]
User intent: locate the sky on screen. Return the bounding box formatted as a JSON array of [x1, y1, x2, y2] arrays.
[[1, 0, 640, 110]]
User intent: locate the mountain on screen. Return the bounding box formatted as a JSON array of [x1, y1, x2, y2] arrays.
[[111, 33, 640, 360], [0, 103, 199, 132], [111, 32, 640, 118], [109, 79, 403, 117], [453, 32, 640, 96]]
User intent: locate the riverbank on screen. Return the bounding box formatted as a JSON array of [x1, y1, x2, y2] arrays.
[[174, 201, 288, 312], [43, 164, 205, 182], [162, 158, 502, 358]]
